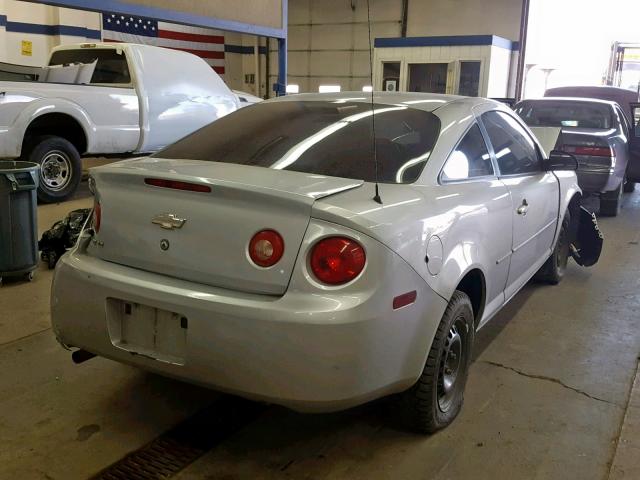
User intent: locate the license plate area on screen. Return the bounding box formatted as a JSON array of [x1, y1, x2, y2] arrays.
[[106, 298, 187, 365]]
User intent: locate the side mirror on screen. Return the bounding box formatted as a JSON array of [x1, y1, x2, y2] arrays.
[[544, 150, 578, 171]]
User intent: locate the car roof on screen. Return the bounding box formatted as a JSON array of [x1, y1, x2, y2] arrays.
[[546, 85, 637, 96], [270, 92, 500, 112], [519, 97, 617, 107]]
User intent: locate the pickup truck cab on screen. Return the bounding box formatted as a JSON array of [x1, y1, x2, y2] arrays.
[[0, 43, 238, 202]]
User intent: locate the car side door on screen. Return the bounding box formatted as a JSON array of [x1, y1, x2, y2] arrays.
[[480, 110, 560, 300], [626, 103, 640, 183], [439, 122, 513, 324]]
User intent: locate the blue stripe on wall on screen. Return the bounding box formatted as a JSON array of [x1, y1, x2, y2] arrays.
[[1, 18, 268, 54], [30, 0, 287, 39], [225, 45, 267, 55], [2, 20, 101, 39], [374, 35, 517, 51]]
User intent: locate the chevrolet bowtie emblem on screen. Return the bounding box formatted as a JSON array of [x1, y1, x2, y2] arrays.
[[151, 213, 186, 230]]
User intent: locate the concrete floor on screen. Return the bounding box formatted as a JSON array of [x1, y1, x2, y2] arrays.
[[1, 179, 639, 479]]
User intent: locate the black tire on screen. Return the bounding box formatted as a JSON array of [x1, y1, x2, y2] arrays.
[[24, 135, 81, 203], [623, 178, 635, 193], [398, 290, 474, 433], [600, 182, 623, 217], [47, 252, 58, 270], [535, 209, 571, 285]]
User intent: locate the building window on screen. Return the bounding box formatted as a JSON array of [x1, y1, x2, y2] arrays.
[[286, 84, 300, 94], [382, 62, 400, 92], [408, 63, 448, 94], [459, 61, 481, 97]]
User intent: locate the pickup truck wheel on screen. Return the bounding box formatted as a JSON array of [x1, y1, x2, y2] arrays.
[[25, 136, 81, 203], [397, 290, 474, 433], [600, 183, 623, 217], [535, 209, 571, 285]]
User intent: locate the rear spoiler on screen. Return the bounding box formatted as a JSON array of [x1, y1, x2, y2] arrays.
[[490, 97, 516, 108]]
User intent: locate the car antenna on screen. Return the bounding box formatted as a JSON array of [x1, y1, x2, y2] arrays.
[[366, 0, 383, 204]]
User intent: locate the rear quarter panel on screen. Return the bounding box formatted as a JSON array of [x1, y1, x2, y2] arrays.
[[313, 100, 515, 325]]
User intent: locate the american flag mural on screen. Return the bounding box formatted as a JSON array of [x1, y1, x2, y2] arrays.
[[101, 13, 225, 75]]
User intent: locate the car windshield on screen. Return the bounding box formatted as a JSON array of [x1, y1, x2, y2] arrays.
[[515, 101, 614, 129], [155, 100, 441, 184]]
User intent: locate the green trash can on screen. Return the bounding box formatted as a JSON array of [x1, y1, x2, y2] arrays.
[[0, 160, 40, 285]]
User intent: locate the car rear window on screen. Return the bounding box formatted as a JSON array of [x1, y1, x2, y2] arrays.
[[49, 49, 131, 84], [155, 100, 441, 184], [515, 101, 614, 129]]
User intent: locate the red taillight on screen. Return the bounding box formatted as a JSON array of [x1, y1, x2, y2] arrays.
[[93, 202, 101, 233], [563, 145, 613, 157], [249, 230, 285, 267], [310, 237, 366, 285], [145, 178, 211, 193]]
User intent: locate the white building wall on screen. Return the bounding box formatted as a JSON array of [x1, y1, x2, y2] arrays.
[[373, 45, 495, 95], [0, 0, 6, 61], [0, 1, 100, 65], [0, 1, 257, 93], [486, 45, 512, 98], [276, 0, 524, 96]]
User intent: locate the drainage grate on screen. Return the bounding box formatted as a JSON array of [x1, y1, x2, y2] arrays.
[[91, 396, 264, 480]]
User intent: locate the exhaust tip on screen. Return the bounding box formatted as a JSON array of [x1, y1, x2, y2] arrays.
[[72, 349, 96, 364]]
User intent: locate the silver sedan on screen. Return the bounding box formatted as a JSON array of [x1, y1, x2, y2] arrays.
[[51, 92, 589, 433]]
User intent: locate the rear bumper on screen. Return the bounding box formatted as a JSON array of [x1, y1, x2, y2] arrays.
[[51, 248, 447, 412], [577, 168, 620, 193], [576, 153, 624, 193]]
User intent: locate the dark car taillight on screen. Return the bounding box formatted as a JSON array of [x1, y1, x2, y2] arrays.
[[145, 178, 212, 193], [563, 145, 613, 157], [310, 237, 366, 285], [249, 230, 284, 267]]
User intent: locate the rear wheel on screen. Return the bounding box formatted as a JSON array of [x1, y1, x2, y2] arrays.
[[24, 135, 81, 203], [600, 183, 623, 217], [623, 178, 635, 193], [535, 209, 571, 285], [398, 291, 474, 433]]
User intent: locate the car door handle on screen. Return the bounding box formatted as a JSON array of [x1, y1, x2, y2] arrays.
[[517, 199, 529, 216]]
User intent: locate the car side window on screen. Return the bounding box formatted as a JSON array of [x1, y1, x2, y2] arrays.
[[441, 124, 494, 182], [481, 111, 542, 176], [616, 106, 630, 137]]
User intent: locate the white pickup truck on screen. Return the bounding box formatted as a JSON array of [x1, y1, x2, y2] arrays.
[[0, 43, 239, 202]]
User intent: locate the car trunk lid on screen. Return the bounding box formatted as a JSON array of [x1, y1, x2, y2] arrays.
[[88, 157, 363, 295]]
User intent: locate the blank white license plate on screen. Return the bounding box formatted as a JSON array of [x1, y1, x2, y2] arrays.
[[106, 299, 187, 365]]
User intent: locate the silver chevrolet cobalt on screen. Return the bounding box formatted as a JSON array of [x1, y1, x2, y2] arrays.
[[52, 93, 595, 433]]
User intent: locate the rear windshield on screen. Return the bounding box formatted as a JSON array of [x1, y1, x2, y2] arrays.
[[49, 49, 131, 84], [515, 101, 614, 129], [155, 100, 441, 184]]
